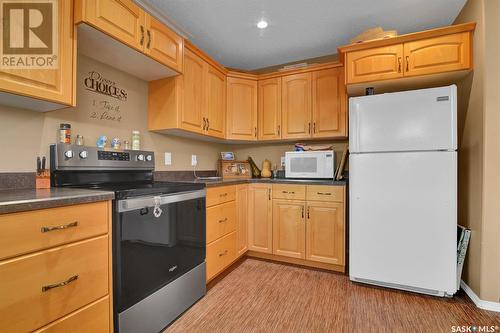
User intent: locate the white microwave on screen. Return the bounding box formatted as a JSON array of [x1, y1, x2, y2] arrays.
[[285, 151, 335, 179]]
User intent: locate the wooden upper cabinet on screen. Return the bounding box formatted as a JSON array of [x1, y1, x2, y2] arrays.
[[258, 77, 282, 140], [248, 184, 273, 253], [282, 73, 312, 139], [0, 0, 74, 107], [272, 200, 306, 259], [306, 202, 345, 265], [182, 48, 205, 133], [404, 32, 471, 77], [205, 66, 226, 138], [346, 45, 404, 84], [226, 77, 258, 140], [312, 68, 346, 138], [144, 14, 184, 72], [81, 0, 145, 52]]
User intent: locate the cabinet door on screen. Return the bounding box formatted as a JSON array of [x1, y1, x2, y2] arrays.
[[0, 0, 74, 105], [144, 14, 183, 73], [306, 202, 344, 265], [248, 184, 272, 253], [236, 185, 249, 256], [404, 32, 472, 77], [272, 200, 306, 259], [226, 77, 258, 140], [181, 48, 205, 133], [83, 0, 145, 52], [346, 45, 404, 84], [206, 66, 226, 138], [258, 77, 282, 140], [282, 73, 312, 139], [312, 68, 347, 138]]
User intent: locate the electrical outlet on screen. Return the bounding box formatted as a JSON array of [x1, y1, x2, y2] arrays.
[[191, 155, 197, 167], [164, 152, 172, 165], [281, 156, 285, 167]]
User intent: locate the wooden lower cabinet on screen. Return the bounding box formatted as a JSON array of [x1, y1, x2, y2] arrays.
[[206, 231, 237, 281], [247, 184, 273, 254], [272, 200, 306, 259], [306, 201, 345, 266], [0, 201, 112, 333], [236, 185, 249, 256]]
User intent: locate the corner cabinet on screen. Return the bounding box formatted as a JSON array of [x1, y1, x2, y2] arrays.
[[282, 73, 312, 139], [226, 76, 258, 140], [0, 0, 75, 110], [258, 77, 282, 140], [247, 184, 273, 253]]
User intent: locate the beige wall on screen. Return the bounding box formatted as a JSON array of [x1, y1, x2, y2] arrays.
[[455, 0, 500, 302], [231, 141, 348, 172], [0, 55, 226, 172]]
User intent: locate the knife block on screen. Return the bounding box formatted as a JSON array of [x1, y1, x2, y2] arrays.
[[36, 170, 51, 189]]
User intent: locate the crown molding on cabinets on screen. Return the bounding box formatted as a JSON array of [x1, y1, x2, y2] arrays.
[[133, 0, 191, 39]]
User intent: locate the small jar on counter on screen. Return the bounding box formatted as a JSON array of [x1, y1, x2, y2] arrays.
[[59, 124, 71, 144], [132, 130, 140, 150]]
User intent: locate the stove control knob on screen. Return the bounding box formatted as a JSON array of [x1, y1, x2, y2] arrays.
[[146, 155, 153, 162], [137, 154, 145, 161], [79, 150, 88, 159], [64, 150, 74, 159]]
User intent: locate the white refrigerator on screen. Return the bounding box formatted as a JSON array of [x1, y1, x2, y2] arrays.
[[349, 85, 458, 297]]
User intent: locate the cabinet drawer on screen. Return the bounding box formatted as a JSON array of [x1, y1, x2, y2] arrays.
[[272, 184, 306, 201], [206, 186, 236, 207], [306, 185, 344, 202], [0, 201, 109, 260], [206, 231, 237, 281], [206, 201, 236, 244], [0, 236, 109, 333], [34, 296, 110, 333]]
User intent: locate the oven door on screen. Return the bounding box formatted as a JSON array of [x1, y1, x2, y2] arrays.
[[114, 190, 206, 313]]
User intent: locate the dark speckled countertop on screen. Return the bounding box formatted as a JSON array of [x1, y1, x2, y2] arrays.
[[182, 178, 347, 187], [0, 188, 115, 215]]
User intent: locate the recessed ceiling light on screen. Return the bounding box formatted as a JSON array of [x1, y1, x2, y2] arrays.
[[257, 20, 268, 29]]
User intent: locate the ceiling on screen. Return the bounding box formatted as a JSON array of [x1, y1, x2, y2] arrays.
[[141, 0, 467, 71]]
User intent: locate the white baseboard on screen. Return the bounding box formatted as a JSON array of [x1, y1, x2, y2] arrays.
[[461, 280, 500, 312]]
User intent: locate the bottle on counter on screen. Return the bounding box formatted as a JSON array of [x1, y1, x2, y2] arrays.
[[59, 124, 71, 144], [132, 130, 140, 150], [123, 140, 131, 150]]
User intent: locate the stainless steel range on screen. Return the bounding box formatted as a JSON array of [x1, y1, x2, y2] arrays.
[[50, 143, 206, 333]]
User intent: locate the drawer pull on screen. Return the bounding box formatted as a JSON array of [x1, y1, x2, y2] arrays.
[[42, 275, 78, 292], [317, 192, 332, 196], [219, 250, 228, 257], [219, 193, 228, 197], [282, 191, 295, 194], [218, 218, 228, 223], [41, 221, 78, 233]]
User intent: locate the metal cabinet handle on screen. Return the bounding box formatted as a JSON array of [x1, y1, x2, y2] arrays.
[[405, 56, 409, 72], [202, 117, 207, 130], [308, 122, 311, 134], [218, 218, 228, 223], [313, 122, 316, 133], [268, 189, 271, 200], [277, 125, 280, 136], [140, 26, 144, 46], [41, 221, 78, 233], [219, 250, 228, 257], [207, 118, 210, 130], [255, 127, 257, 138], [398, 57, 402, 73], [307, 206, 310, 219], [147, 29, 151, 49], [42, 275, 78, 292], [301, 206, 304, 218], [317, 192, 332, 196], [219, 193, 228, 197], [282, 191, 295, 194]]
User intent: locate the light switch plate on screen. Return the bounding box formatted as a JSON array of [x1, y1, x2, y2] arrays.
[[164, 152, 172, 165], [191, 155, 197, 166]]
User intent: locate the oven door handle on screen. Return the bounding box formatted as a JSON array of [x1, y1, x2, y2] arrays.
[[117, 189, 206, 213]]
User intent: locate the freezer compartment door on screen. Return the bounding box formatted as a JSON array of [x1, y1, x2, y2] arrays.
[[349, 151, 457, 294], [349, 85, 457, 153]]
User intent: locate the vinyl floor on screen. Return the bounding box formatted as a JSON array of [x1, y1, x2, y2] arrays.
[[166, 258, 500, 333]]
